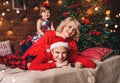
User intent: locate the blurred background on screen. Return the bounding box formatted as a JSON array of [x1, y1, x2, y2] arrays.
[[0, 0, 120, 53]]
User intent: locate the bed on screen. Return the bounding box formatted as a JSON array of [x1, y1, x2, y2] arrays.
[[0, 55, 120, 83]]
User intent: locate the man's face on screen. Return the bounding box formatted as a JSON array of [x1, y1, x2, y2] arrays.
[[51, 46, 67, 63]]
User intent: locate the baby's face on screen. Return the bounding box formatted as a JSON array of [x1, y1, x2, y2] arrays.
[[51, 46, 67, 63], [41, 10, 50, 19]]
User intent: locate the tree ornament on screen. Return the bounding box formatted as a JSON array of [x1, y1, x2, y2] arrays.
[[68, 4, 79, 9], [57, 0, 63, 6], [87, 8, 94, 15], [41, 0, 50, 7], [63, 12, 70, 17], [105, 10, 111, 15], [82, 18, 91, 24]]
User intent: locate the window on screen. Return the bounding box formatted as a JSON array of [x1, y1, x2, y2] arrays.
[[12, 0, 26, 10]]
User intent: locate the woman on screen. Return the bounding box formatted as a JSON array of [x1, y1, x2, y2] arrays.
[[22, 17, 96, 70]]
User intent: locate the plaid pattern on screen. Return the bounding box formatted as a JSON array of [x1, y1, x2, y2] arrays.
[[32, 19, 51, 43], [41, 20, 51, 33], [0, 54, 35, 70]]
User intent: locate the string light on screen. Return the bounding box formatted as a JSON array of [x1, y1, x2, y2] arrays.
[[116, 15, 119, 18], [6, 9, 10, 12], [16, 10, 20, 14], [114, 24, 118, 28], [94, 7, 99, 11], [118, 13, 120, 16], [2, 12, 6, 16], [105, 24, 109, 27], [105, 16, 110, 20], [5, 1, 9, 5]]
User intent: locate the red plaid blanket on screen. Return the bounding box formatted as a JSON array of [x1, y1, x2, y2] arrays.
[[0, 54, 35, 70]]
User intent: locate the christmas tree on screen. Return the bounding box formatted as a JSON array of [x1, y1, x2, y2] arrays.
[[58, 0, 120, 54]]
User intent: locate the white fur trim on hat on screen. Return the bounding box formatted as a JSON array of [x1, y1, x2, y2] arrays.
[[50, 42, 68, 50]]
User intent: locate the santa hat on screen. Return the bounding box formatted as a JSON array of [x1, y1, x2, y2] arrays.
[[50, 37, 69, 50]]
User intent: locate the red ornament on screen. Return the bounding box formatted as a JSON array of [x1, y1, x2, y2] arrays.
[[68, 4, 80, 9], [82, 18, 91, 24], [41, 1, 50, 7], [63, 12, 70, 17], [90, 28, 102, 36]]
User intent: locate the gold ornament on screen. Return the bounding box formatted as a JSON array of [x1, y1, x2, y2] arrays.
[[57, 0, 63, 6], [105, 10, 111, 15], [87, 8, 94, 15], [7, 30, 13, 36], [22, 17, 28, 23], [33, 6, 39, 11]]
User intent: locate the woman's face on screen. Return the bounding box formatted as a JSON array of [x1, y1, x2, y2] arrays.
[[62, 21, 77, 39], [51, 46, 67, 63]]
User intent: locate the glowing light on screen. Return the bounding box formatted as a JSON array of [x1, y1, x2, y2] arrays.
[[86, 0, 92, 3], [81, 17, 85, 20], [6, 1, 9, 4], [119, 13, 120, 16], [7, 9, 10, 11], [22, 17, 28, 23], [114, 24, 118, 28], [110, 29, 113, 32], [45, 0, 49, 4], [12, 78, 16, 82], [116, 15, 119, 18], [2, 12, 6, 16], [0, 18, 3, 20], [10, 20, 14, 23], [94, 7, 98, 11], [0, 70, 5, 73], [16, 10, 20, 14], [33, 6, 39, 11], [7, 30, 14, 36], [105, 10, 111, 15], [87, 8, 93, 15], [105, 24, 109, 27], [3, 2, 6, 5], [105, 16, 110, 20]]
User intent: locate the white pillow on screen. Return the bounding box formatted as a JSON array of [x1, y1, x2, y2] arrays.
[[0, 40, 13, 56]]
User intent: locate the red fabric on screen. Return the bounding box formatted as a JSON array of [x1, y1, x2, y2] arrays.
[[22, 31, 96, 70], [0, 55, 27, 70], [80, 47, 113, 61]]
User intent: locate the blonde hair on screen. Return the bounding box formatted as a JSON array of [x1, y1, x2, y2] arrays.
[[56, 17, 81, 41]]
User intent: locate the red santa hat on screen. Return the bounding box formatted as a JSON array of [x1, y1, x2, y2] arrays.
[[50, 37, 69, 50]]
